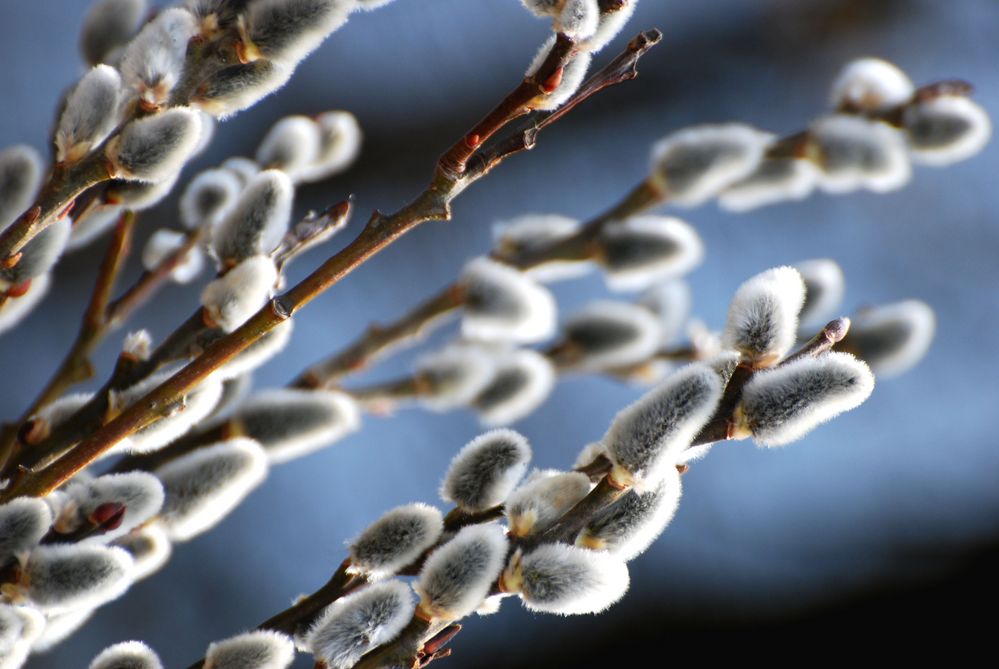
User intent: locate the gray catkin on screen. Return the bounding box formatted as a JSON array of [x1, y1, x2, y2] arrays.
[[440, 429, 532, 512], [0, 217, 71, 284], [416, 524, 509, 620], [106, 108, 202, 182], [23, 544, 133, 613], [242, 0, 353, 64], [88, 640, 164, 669], [203, 630, 295, 669], [0, 498, 52, 562], [211, 169, 292, 263], [192, 59, 293, 117], [348, 504, 443, 578], [0, 145, 43, 229], [79, 0, 148, 66]]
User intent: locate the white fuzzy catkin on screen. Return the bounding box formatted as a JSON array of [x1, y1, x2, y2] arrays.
[[461, 257, 557, 344], [604, 362, 723, 489], [525, 36, 592, 111], [212, 170, 293, 263], [213, 319, 294, 381], [903, 95, 992, 166], [122, 329, 152, 361], [240, 0, 353, 65], [577, 466, 681, 560], [0, 605, 44, 663], [255, 115, 322, 176], [192, 58, 294, 118], [294, 110, 362, 183], [222, 157, 262, 185], [0, 145, 43, 229], [718, 156, 821, 212], [649, 124, 772, 207], [180, 168, 243, 230], [304, 580, 414, 669], [79, 0, 148, 66], [492, 214, 589, 283], [829, 57, 914, 112], [639, 280, 691, 347], [30, 607, 93, 653], [89, 641, 164, 669], [582, 0, 637, 53], [440, 429, 532, 512], [559, 301, 663, 372], [508, 544, 629, 615], [736, 351, 875, 447], [56, 65, 123, 164], [595, 216, 704, 292], [472, 348, 556, 426], [230, 388, 361, 464], [201, 255, 278, 331], [505, 470, 592, 537], [415, 344, 497, 411], [106, 174, 181, 211], [119, 8, 196, 110], [0, 498, 52, 562], [809, 114, 911, 193], [203, 630, 295, 669], [63, 472, 165, 544], [20, 544, 133, 615], [845, 300, 935, 378], [0, 274, 50, 335], [0, 217, 71, 285], [114, 523, 172, 582], [795, 259, 846, 330], [105, 107, 203, 182], [521, 0, 599, 39], [722, 266, 806, 366], [141, 229, 204, 283], [155, 437, 269, 542], [416, 524, 509, 621], [348, 504, 444, 579]]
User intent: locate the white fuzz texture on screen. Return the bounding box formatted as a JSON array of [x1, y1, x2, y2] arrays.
[[231, 388, 361, 464], [122, 330, 152, 361], [57, 65, 123, 164], [472, 349, 556, 426], [106, 175, 180, 211], [355, 0, 398, 10], [846, 300, 935, 378], [561, 301, 663, 372], [415, 344, 497, 412], [573, 441, 608, 470], [650, 124, 772, 206], [1, 606, 44, 668], [830, 57, 914, 112], [200, 255, 278, 332], [255, 115, 321, 176], [514, 544, 629, 615], [738, 351, 875, 447], [526, 36, 592, 111], [30, 607, 92, 653], [67, 206, 123, 250], [440, 429, 532, 512], [604, 362, 723, 488], [0, 217, 71, 285], [505, 470, 592, 537], [212, 170, 293, 263], [795, 259, 846, 330], [23, 544, 133, 615], [79, 0, 148, 66], [348, 504, 444, 579], [222, 157, 262, 185], [416, 524, 509, 621], [243, 0, 353, 65], [106, 107, 202, 182], [295, 110, 362, 183], [461, 257, 557, 344], [119, 8, 197, 109], [582, 0, 637, 53], [141, 229, 204, 283], [64, 472, 165, 545], [155, 437, 269, 541], [521, 0, 599, 39], [577, 467, 682, 560], [0, 498, 52, 562], [809, 114, 911, 193], [718, 156, 821, 212], [192, 59, 294, 118], [596, 216, 704, 292], [113, 523, 172, 582], [89, 641, 163, 669], [304, 581, 414, 669], [639, 280, 691, 347], [0, 274, 50, 335], [0, 144, 43, 230], [492, 213, 589, 283], [214, 319, 294, 381], [180, 168, 243, 230], [204, 630, 295, 669], [904, 95, 992, 166], [722, 266, 806, 366]]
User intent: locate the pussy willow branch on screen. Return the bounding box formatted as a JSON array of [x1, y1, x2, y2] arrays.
[[0, 30, 663, 502]]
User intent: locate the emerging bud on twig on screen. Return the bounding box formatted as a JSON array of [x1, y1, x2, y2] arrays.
[[735, 351, 875, 446], [203, 630, 295, 669], [416, 524, 509, 621], [472, 348, 556, 426], [639, 280, 691, 347], [521, 0, 600, 39], [717, 156, 821, 212], [180, 168, 243, 230], [415, 344, 497, 412], [200, 255, 278, 331], [295, 110, 362, 183], [255, 115, 321, 177], [829, 57, 914, 112], [105, 107, 203, 182], [348, 504, 444, 580], [89, 641, 164, 669], [505, 470, 592, 537], [214, 319, 294, 381], [79, 0, 148, 66], [0, 274, 50, 335], [492, 214, 589, 283], [605, 362, 723, 489], [17, 544, 133, 614], [56, 65, 123, 164], [649, 124, 771, 206], [461, 257, 557, 344], [0, 145, 43, 229], [582, 0, 637, 53], [113, 523, 172, 582], [155, 437, 269, 541], [795, 259, 845, 330], [0, 498, 52, 562], [557, 301, 662, 372], [211, 170, 293, 264], [843, 300, 935, 378], [304, 580, 415, 669], [502, 544, 629, 615], [238, 0, 353, 65], [0, 217, 71, 285], [229, 388, 361, 463], [808, 115, 911, 193], [594, 216, 703, 292], [440, 429, 532, 512], [722, 266, 806, 367], [192, 59, 293, 118], [526, 36, 592, 111], [141, 229, 205, 284], [119, 8, 197, 110], [62, 472, 165, 544], [903, 95, 991, 166], [122, 329, 151, 362]]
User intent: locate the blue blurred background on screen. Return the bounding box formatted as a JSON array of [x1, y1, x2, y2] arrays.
[[2, 0, 998, 665]]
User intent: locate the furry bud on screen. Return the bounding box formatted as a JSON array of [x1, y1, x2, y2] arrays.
[[521, 0, 600, 39], [31, 392, 94, 439], [200, 255, 278, 331], [63, 472, 165, 544], [472, 349, 556, 426], [558, 301, 663, 372], [304, 580, 414, 669], [119, 8, 197, 110], [594, 216, 703, 292], [415, 344, 497, 411], [79, 0, 148, 66], [795, 259, 845, 330], [844, 300, 935, 377], [122, 330, 152, 361], [505, 470, 591, 537], [106, 174, 180, 211], [735, 351, 875, 446], [461, 257, 557, 344], [212, 170, 293, 264], [106, 108, 202, 182], [239, 0, 353, 65], [722, 266, 806, 367], [348, 504, 444, 579], [19, 544, 133, 614], [0, 274, 50, 335], [903, 95, 991, 166], [650, 124, 771, 206], [113, 523, 172, 582], [582, 0, 637, 53], [0, 145, 43, 229], [639, 280, 691, 347], [180, 168, 243, 230], [604, 362, 723, 489], [416, 524, 508, 621], [0, 605, 44, 664], [718, 156, 821, 212], [214, 319, 294, 381], [222, 157, 262, 185], [295, 110, 362, 183], [141, 229, 204, 283], [504, 544, 629, 615], [809, 115, 911, 193], [56, 65, 123, 164], [255, 115, 321, 177], [192, 59, 293, 118], [155, 437, 269, 541], [440, 429, 532, 512], [829, 57, 914, 112], [204, 630, 294, 669], [492, 213, 589, 283], [89, 641, 163, 669], [0, 217, 71, 285], [0, 498, 52, 562], [526, 36, 592, 111]]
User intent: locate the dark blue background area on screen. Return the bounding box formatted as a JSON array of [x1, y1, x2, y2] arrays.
[[1, 1, 997, 666]]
